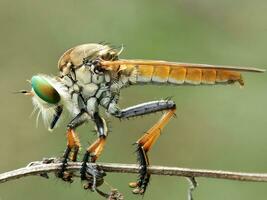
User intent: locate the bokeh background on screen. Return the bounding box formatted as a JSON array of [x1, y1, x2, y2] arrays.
[[1, 0, 267, 199]]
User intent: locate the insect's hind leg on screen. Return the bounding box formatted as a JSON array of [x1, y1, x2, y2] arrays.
[[113, 100, 176, 194], [57, 111, 88, 182]]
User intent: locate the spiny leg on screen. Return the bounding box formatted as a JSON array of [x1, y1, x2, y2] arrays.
[[57, 129, 80, 182], [134, 108, 176, 194], [80, 112, 108, 190], [57, 111, 88, 182], [113, 100, 176, 194]]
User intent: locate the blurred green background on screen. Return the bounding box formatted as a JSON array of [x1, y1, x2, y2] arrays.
[[1, 0, 267, 199]]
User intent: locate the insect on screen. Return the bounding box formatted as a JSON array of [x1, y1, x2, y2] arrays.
[[21, 43, 265, 195]]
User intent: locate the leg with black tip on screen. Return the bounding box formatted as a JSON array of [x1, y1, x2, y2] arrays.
[[80, 151, 90, 181], [111, 100, 176, 194], [57, 111, 88, 182], [80, 112, 108, 190], [129, 144, 151, 194]]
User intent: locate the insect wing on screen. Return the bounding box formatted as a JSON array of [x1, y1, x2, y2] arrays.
[[100, 59, 265, 86], [101, 59, 265, 73]]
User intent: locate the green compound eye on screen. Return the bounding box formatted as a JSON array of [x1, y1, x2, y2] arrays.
[[31, 76, 61, 104]]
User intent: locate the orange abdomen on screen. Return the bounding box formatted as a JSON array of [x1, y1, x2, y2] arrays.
[[136, 65, 244, 86]]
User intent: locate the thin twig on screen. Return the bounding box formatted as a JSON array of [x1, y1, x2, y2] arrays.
[[1, 160, 267, 184], [187, 177, 198, 200]]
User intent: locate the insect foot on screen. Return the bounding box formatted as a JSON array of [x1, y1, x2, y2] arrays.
[[56, 147, 74, 183], [82, 164, 106, 191], [128, 144, 150, 195], [94, 188, 124, 200]]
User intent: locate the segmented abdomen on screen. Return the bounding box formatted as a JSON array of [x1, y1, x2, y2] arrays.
[[135, 65, 244, 86]]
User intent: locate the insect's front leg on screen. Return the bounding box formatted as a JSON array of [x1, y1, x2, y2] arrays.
[[80, 112, 108, 190], [109, 100, 176, 195], [57, 110, 88, 182]]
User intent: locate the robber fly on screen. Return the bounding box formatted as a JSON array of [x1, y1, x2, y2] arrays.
[[21, 43, 265, 195]]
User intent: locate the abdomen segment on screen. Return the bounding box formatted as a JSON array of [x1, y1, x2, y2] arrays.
[[136, 65, 244, 86]]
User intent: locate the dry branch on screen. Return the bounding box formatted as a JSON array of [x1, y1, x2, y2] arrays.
[[1, 160, 267, 183]]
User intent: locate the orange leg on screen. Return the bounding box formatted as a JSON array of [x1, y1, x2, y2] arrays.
[[57, 128, 81, 182], [130, 108, 176, 194], [57, 111, 87, 182], [67, 128, 81, 162], [87, 136, 106, 162], [110, 100, 176, 195], [80, 113, 108, 185], [138, 109, 175, 151]]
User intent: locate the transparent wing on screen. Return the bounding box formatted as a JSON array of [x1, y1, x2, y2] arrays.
[[101, 59, 265, 73]]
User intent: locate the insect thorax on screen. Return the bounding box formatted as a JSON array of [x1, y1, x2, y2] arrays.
[[60, 65, 124, 116], [57, 43, 138, 116]]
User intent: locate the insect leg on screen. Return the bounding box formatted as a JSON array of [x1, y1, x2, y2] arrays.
[[113, 100, 176, 194], [57, 111, 88, 182], [80, 112, 108, 187]]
